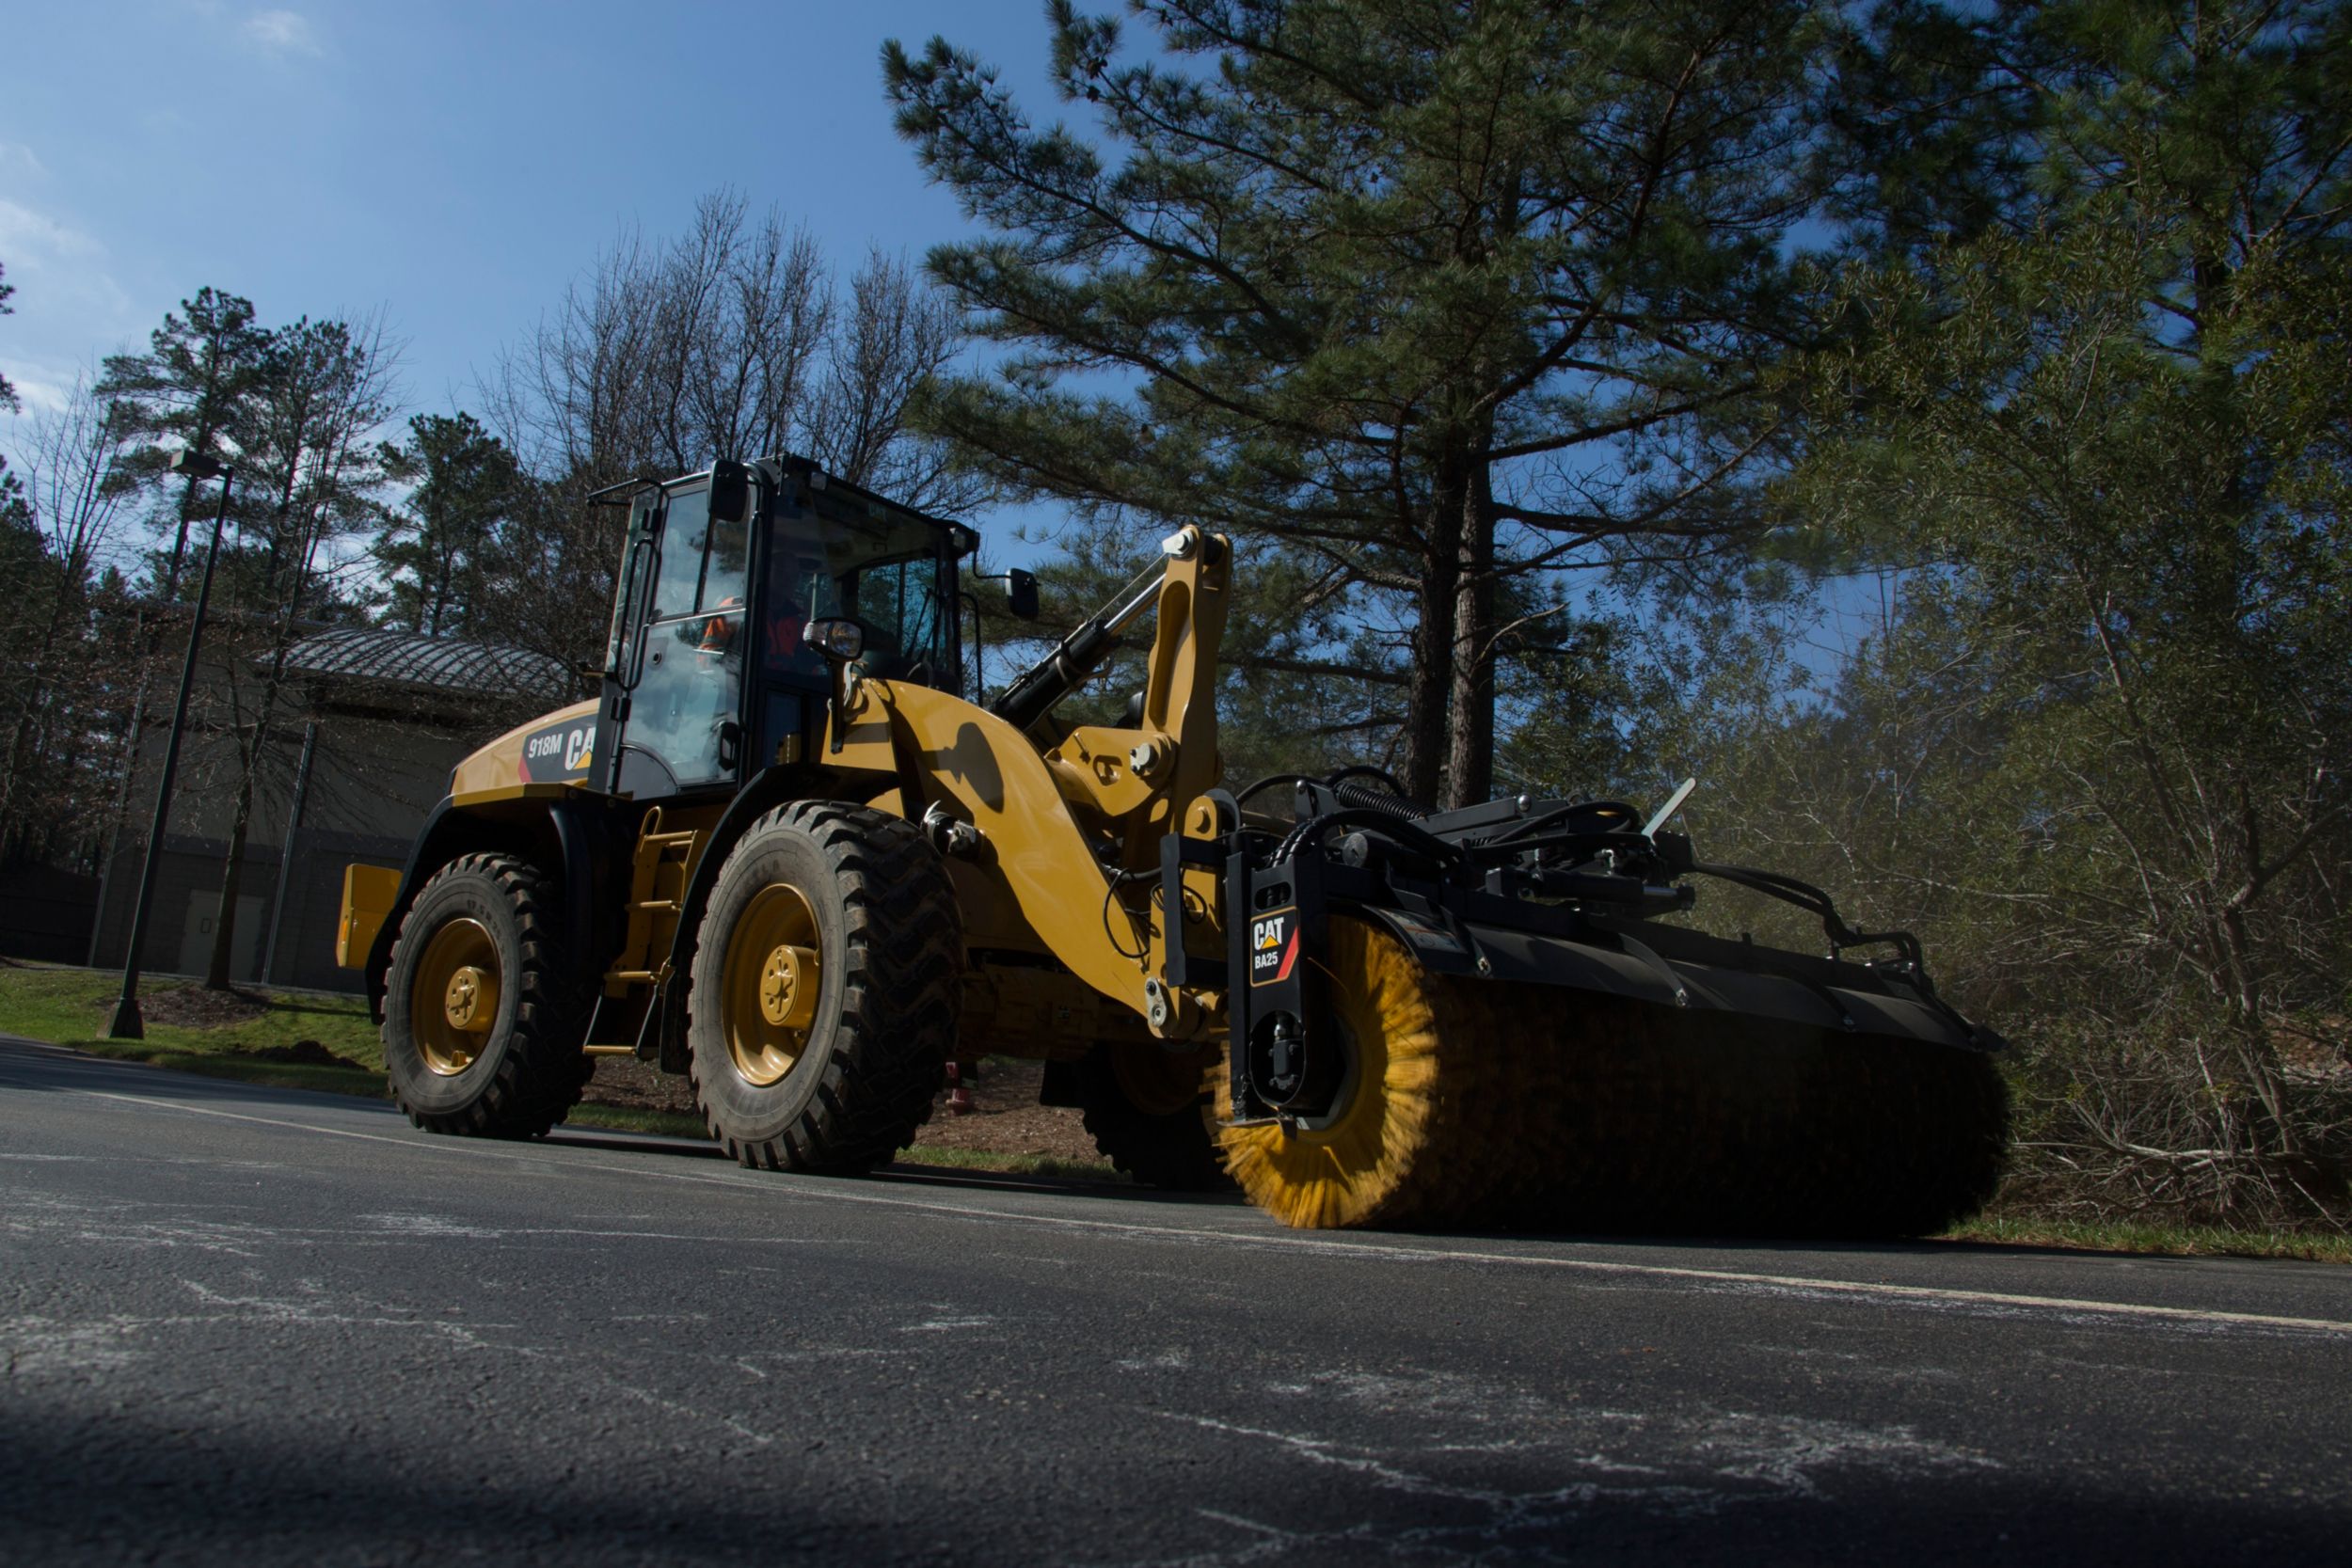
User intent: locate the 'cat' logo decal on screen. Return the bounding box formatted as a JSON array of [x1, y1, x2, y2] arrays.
[[1249, 910, 1298, 987]]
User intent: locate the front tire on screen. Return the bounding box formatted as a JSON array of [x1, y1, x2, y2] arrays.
[[383, 853, 592, 1138], [688, 800, 961, 1173]]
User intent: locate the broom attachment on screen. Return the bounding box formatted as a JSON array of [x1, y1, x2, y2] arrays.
[[1192, 771, 2010, 1233]]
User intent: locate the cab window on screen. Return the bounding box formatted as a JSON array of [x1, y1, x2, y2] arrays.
[[761, 503, 953, 687], [650, 488, 711, 618]]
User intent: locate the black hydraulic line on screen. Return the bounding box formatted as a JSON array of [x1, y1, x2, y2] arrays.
[[1689, 859, 1925, 969], [1266, 807, 1462, 872], [1459, 829, 1641, 865], [1482, 799, 1643, 850], [1233, 773, 1318, 810], [987, 562, 1165, 732]]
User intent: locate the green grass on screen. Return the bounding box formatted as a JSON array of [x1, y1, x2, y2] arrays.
[[1, 960, 387, 1094], [1945, 1214, 2352, 1264], [898, 1143, 1122, 1181], [565, 1102, 707, 1138], [64, 1036, 385, 1097]]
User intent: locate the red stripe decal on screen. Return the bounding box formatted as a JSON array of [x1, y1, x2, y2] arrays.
[[1275, 930, 1299, 982]]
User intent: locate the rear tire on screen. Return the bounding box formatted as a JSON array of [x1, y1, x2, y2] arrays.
[[383, 853, 592, 1138], [1076, 1041, 1230, 1191], [688, 800, 961, 1173]]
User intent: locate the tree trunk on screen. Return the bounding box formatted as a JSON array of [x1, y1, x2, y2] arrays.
[[1443, 464, 1496, 809], [1397, 467, 1465, 803], [207, 615, 309, 990]]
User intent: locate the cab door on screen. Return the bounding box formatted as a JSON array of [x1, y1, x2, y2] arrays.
[[601, 470, 755, 800]]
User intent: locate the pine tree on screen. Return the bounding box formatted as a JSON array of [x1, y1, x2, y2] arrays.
[[94, 287, 270, 596], [198, 314, 396, 989], [373, 412, 523, 639], [1767, 0, 2352, 1217], [885, 0, 1819, 803]]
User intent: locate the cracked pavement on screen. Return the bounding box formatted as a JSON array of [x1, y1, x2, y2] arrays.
[[3, 1037, 2348, 1565]]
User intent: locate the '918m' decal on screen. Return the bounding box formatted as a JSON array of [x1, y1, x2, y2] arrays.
[[520, 721, 595, 782]]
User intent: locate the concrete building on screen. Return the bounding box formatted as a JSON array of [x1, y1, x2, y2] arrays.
[[69, 623, 572, 993]]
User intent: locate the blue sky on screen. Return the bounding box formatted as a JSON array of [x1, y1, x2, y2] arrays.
[[0, 0, 1062, 430]]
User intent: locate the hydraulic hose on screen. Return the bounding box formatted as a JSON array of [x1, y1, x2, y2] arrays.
[[987, 562, 1167, 732]]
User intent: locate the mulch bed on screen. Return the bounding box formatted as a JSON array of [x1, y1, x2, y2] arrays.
[[121, 985, 273, 1030], [913, 1056, 1104, 1164]]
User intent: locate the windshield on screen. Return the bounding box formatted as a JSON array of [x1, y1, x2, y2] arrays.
[[763, 499, 954, 687]]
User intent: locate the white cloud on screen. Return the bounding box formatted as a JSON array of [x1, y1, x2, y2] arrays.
[[242, 9, 323, 58], [2, 358, 79, 419], [0, 198, 103, 263], [0, 198, 135, 423]]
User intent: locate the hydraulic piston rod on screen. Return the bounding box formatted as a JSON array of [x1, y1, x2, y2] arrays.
[[987, 548, 1176, 732]]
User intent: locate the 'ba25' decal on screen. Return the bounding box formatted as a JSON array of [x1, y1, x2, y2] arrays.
[[1249, 909, 1299, 987]]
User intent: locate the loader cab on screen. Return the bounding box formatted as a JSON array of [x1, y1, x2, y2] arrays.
[[596, 458, 971, 803]]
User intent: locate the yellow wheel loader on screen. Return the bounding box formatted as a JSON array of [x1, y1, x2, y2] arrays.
[[339, 455, 2008, 1233]]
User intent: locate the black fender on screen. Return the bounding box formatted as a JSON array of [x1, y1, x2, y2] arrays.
[[366, 794, 615, 1024], [366, 797, 502, 1022], [637, 763, 854, 1070], [548, 795, 614, 989]]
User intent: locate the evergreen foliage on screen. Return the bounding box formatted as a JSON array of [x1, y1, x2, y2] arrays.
[[885, 0, 1819, 804], [1597, 0, 2352, 1222], [373, 413, 523, 639]]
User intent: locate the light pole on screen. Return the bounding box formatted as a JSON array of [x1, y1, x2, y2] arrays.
[[107, 451, 235, 1039]]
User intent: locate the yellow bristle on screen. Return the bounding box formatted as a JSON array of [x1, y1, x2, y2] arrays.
[[1216, 915, 2009, 1235]]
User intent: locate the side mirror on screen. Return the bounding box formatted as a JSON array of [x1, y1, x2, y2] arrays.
[[1008, 568, 1041, 621], [708, 460, 751, 525], [805, 618, 866, 663]]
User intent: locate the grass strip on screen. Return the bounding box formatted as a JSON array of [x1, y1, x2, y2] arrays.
[[564, 1103, 707, 1139], [897, 1143, 1122, 1181], [64, 1037, 387, 1098], [1, 963, 383, 1065], [1947, 1214, 2352, 1264]]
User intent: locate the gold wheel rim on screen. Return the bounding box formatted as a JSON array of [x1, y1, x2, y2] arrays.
[[723, 883, 823, 1087], [410, 917, 501, 1076]]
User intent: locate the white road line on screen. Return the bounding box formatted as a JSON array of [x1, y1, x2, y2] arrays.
[[58, 1082, 2352, 1338]]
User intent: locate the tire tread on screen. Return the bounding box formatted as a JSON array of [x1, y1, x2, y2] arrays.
[[690, 801, 961, 1173], [384, 852, 592, 1140]]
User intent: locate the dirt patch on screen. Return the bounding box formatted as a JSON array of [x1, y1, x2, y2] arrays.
[[126, 985, 272, 1030], [913, 1056, 1103, 1164], [245, 1039, 370, 1070], [584, 1054, 701, 1115], [585, 1052, 1103, 1163]]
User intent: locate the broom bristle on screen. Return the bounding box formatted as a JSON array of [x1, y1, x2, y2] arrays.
[[1219, 917, 2010, 1234]]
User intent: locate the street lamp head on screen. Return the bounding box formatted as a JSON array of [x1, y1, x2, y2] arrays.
[[168, 450, 228, 481]]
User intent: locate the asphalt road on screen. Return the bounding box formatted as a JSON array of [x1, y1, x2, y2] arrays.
[[4, 1036, 2349, 1567]]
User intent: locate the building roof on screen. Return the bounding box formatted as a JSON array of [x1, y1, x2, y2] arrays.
[[279, 626, 571, 701]]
